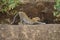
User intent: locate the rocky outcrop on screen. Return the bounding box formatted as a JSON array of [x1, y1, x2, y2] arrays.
[[0, 24, 60, 40]]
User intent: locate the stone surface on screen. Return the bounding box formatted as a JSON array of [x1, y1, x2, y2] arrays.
[[0, 24, 60, 40]]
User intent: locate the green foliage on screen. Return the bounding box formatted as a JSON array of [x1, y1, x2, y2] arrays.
[[54, 0, 60, 17], [0, 0, 21, 12]]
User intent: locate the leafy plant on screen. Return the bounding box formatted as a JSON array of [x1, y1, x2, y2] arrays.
[[54, 0, 60, 17], [0, 0, 21, 12]]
